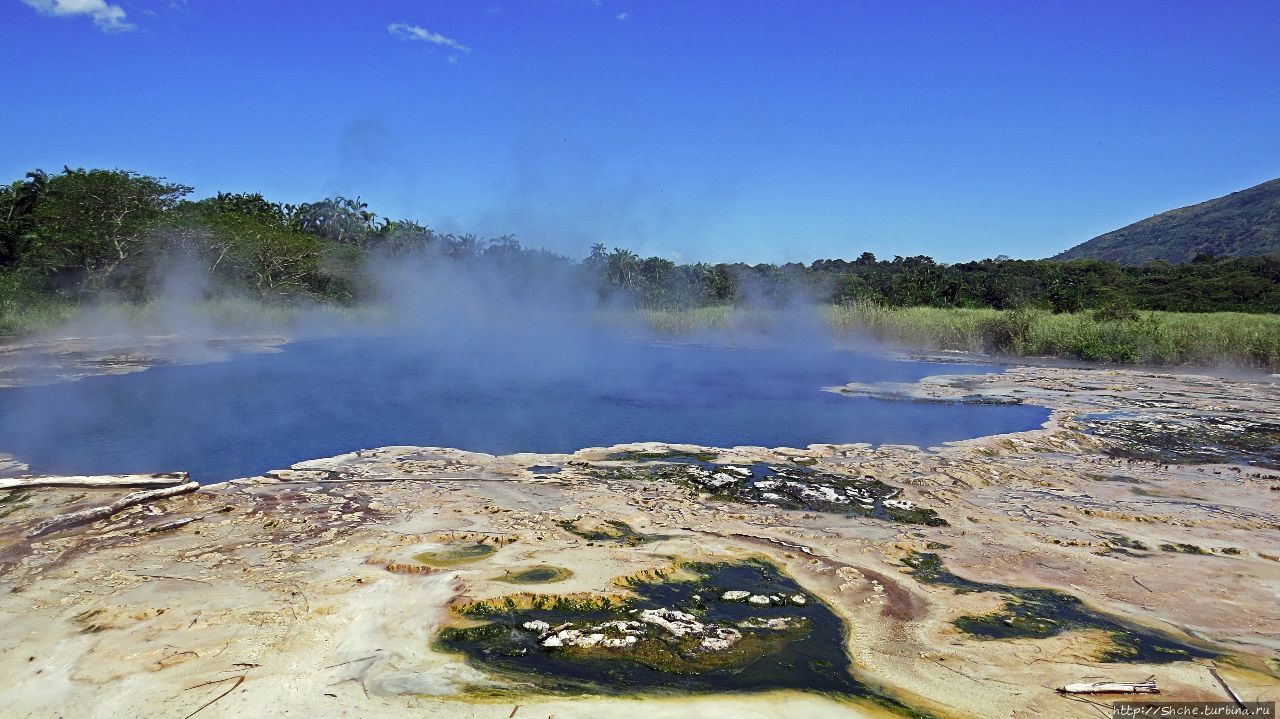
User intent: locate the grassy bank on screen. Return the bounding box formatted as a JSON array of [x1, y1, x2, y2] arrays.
[[0, 296, 380, 340], [0, 298, 76, 338], [826, 303, 1280, 371], [642, 303, 1280, 372]]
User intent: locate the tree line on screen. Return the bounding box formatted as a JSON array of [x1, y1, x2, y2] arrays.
[[2, 167, 1278, 314]]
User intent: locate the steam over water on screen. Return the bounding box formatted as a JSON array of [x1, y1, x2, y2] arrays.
[[0, 334, 1048, 482]]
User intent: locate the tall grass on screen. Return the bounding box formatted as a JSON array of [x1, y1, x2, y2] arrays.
[[0, 272, 76, 338], [0, 300, 75, 338], [638, 306, 735, 334], [638, 302, 1280, 372], [830, 302, 1280, 371], [0, 295, 382, 340], [824, 303, 994, 353]]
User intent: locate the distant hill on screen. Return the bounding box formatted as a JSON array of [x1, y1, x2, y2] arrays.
[[1053, 178, 1280, 264]]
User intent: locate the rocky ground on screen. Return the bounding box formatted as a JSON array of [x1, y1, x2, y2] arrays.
[[0, 362, 1278, 718], [0, 333, 287, 388]]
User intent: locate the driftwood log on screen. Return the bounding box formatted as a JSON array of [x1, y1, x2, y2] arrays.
[[147, 516, 203, 533], [0, 472, 189, 491], [262, 469, 518, 484], [28, 481, 200, 539], [1058, 679, 1159, 695]]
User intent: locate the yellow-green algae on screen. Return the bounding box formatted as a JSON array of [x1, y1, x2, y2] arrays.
[[497, 566, 575, 584], [414, 542, 496, 567]]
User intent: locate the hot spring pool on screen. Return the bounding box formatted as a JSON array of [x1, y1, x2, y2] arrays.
[[0, 335, 1048, 482]]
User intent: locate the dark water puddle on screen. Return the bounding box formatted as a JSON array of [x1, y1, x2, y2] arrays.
[[595, 457, 946, 525], [439, 559, 926, 715], [0, 336, 1048, 482], [1080, 412, 1280, 469], [902, 553, 1215, 663]]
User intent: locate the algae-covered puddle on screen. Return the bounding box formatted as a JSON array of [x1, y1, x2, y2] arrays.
[[0, 335, 1048, 481], [1079, 411, 1280, 469], [413, 542, 497, 566], [902, 553, 1216, 663], [440, 560, 889, 702]]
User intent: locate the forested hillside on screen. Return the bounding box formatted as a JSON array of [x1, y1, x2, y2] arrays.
[[1053, 178, 1280, 265]]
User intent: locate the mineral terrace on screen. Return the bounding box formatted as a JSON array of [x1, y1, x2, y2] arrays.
[[1, 361, 1278, 718]]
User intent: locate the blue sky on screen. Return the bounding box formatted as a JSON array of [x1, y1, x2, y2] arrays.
[[6, 1, 1280, 263]]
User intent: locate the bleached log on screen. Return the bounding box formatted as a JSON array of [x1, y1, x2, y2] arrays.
[[147, 515, 202, 533], [27, 481, 200, 539], [0, 472, 189, 491], [1058, 680, 1159, 695], [262, 469, 516, 484]]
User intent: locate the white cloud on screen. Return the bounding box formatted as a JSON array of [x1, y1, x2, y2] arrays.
[[387, 23, 471, 55], [21, 0, 133, 32], [615, 12, 629, 21]]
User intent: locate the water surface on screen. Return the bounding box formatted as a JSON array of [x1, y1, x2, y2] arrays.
[[0, 335, 1047, 481]]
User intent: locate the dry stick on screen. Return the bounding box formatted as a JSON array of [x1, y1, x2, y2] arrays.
[[1131, 575, 1154, 592], [134, 574, 212, 585], [327, 670, 375, 700], [28, 481, 200, 538], [1059, 693, 1113, 719], [323, 655, 379, 670], [921, 656, 984, 684], [148, 516, 202, 533], [183, 674, 245, 719], [1209, 665, 1245, 709], [153, 650, 199, 669]]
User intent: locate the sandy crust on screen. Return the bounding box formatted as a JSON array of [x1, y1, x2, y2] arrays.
[[0, 363, 1278, 717]]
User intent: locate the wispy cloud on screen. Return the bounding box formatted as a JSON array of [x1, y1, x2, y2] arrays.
[[21, 0, 133, 32], [387, 22, 471, 59], [615, 12, 629, 21]]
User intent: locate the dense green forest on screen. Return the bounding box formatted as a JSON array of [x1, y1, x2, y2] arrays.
[[1054, 177, 1280, 265], [3, 167, 1279, 332]]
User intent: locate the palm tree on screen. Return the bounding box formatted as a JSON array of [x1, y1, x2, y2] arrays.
[[605, 248, 640, 290], [5, 170, 47, 224]]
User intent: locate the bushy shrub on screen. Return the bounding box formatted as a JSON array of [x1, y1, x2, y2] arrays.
[[0, 271, 74, 337], [1092, 301, 1140, 323], [980, 308, 1035, 353]]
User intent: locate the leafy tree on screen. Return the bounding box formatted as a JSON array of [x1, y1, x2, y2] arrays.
[[3, 166, 1280, 321], [1, 168, 191, 294]]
